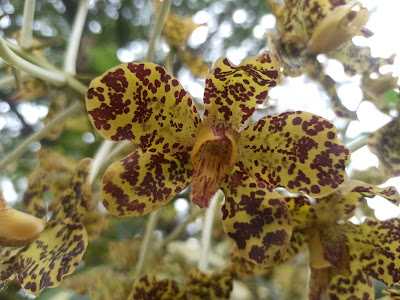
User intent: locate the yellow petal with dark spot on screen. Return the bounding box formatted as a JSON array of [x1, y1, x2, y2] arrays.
[[130, 274, 185, 300], [17, 219, 88, 296], [202, 51, 282, 132], [185, 269, 233, 300], [102, 149, 192, 217], [367, 119, 400, 177], [221, 168, 292, 266], [86, 62, 200, 153], [238, 111, 350, 197]]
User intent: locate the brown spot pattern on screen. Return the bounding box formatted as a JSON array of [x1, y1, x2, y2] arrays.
[[221, 168, 292, 266], [238, 111, 350, 197]]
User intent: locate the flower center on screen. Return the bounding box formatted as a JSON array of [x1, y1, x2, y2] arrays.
[[190, 124, 239, 208]]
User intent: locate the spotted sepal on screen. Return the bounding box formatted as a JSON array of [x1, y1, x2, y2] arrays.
[[383, 288, 400, 299], [328, 41, 395, 76], [22, 170, 48, 220], [307, 61, 358, 120], [281, 230, 309, 262], [238, 111, 350, 197], [202, 51, 282, 132], [17, 219, 88, 296], [184, 269, 233, 300], [129, 274, 185, 300], [367, 119, 400, 177], [315, 180, 400, 223], [86, 62, 201, 153], [51, 158, 93, 223], [327, 258, 374, 300], [0, 246, 24, 291], [102, 149, 192, 217], [228, 245, 270, 277], [221, 168, 292, 266], [345, 218, 400, 287], [284, 195, 316, 230]]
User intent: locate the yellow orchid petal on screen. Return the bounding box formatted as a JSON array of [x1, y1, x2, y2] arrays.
[[0, 246, 23, 291], [308, 2, 371, 54], [368, 119, 400, 177], [327, 259, 374, 300], [383, 289, 400, 299], [17, 219, 88, 296], [238, 111, 350, 197], [190, 124, 239, 208], [281, 230, 308, 262], [221, 168, 292, 266], [22, 169, 48, 220], [328, 41, 395, 76], [307, 61, 358, 120], [51, 158, 93, 223], [202, 51, 282, 132], [185, 269, 233, 300], [102, 149, 192, 217], [284, 195, 316, 230], [86, 63, 200, 153], [315, 180, 400, 223], [130, 274, 185, 300], [228, 245, 270, 276], [345, 218, 400, 287], [181, 50, 209, 78]]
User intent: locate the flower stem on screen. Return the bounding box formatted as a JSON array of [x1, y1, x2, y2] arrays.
[[347, 134, 368, 153], [158, 207, 203, 249], [89, 140, 116, 185], [64, 0, 88, 75], [20, 0, 36, 49], [0, 36, 66, 86], [145, 0, 172, 61], [0, 101, 83, 171], [135, 210, 160, 277], [198, 191, 220, 272]]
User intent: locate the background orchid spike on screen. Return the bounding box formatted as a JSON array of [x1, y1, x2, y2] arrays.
[[282, 180, 400, 299]]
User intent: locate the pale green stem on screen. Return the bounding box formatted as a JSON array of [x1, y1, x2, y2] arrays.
[[64, 0, 88, 75], [165, 48, 174, 74], [158, 208, 203, 249], [0, 102, 83, 172], [144, 0, 172, 61], [198, 191, 220, 272], [0, 73, 31, 90], [89, 140, 116, 185], [108, 140, 133, 158], [135, 210, 160, 277], [347, 134, 367, 153], [0, 36, 66, 86], [20, 0, 36, 49]]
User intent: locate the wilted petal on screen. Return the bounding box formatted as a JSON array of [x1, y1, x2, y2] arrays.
[[86, 63, 200, 153], [17, 220, 88, 296], [130, 274, 185, 300], [367, 119, 400, 177], [202, 51, 282, 132], [102, 149, 192, 217], [238, 111, 350, 197], [180, 50, 209, 78], [185, 269, 233, 300], [221, 168, 292, 266], [328, 41, 395, 76], [51, 158, 93, 223]]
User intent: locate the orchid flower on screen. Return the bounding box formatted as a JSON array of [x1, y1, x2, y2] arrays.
[[85, 51, 350, 265]]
